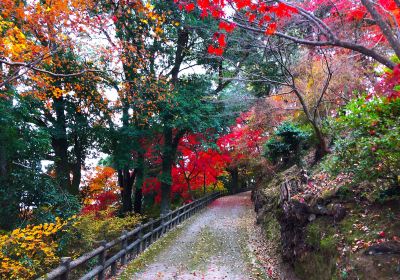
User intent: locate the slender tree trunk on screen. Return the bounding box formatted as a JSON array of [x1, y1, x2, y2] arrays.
[[160, 126, 173, 215], [118, 98, 136, 213], [160, 126, 186, 214], [203, 172, 206, 195], [0, 136, 7, 178], [134, 186, 143, 214], [228, 167, 239, 194], [311, 121, 330, 161], [0, 71, 9, 178], [71, 162, 81, 195], [159, 28, 189, 214], [133, 150, 144, 214], [185, 178, 194, 200], [293, 89, 330, 161], [119, 167, 135, 213], [71, 134, 83, 195]]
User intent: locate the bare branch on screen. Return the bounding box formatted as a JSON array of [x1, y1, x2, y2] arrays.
[[0, 59, 104, 88], [231, 6, 396, 69], [361, 0, 400, 58], [312, 51, 333, 121]]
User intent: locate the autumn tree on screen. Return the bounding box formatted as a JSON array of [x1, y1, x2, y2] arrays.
[[156, 75, 220, 213], [81, 166, 119, 206], [0, 0, 100, 89], [177, 0, 400, 69], [0, 91, 80, 229], [139, 0, 235, 214], [0, 0, 110, 228], [217, 110, 267, 193], [173, 133, 230, 199], [89, 0, 167, 213]]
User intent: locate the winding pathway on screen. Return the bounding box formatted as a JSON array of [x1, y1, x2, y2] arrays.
[[120, 191, 269, 280]]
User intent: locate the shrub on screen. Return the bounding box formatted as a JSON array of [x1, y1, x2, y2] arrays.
[[324, 96, 400, 186], [0, 218, 68, 279], [264, 122, 311, 166], [61, 210, 142, 258]]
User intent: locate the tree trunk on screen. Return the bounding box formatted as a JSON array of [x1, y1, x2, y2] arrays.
[[134, 186, 142, 214], [0, 138, 7, 178], [160, 126, 186, 214], [203, 172, 206, 195], [71, 133, 83, 195], [160, 126, 173, 215], [119, 167, 135, 213], [311, 122, 330, 161], [159, 28, 189, 214], [293, 89, 330, 162], [229, 167, 239, 194], [133, 150, 144, 214], [71, 162, 81, 196], [52, 97, 74, 193], [185, 178, 194, 200]]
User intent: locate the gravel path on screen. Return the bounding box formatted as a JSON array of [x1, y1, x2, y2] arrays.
[[122, 191, 270, 280]]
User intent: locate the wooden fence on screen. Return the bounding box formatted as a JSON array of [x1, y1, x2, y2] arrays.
[[38, 192, 222, 280]]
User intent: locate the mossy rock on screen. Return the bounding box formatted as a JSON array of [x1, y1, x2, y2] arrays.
[[294, 250, 337, 280], [294, 217, 339, 280], [305, 217, 337, 249], [263, 211, 281, 246]]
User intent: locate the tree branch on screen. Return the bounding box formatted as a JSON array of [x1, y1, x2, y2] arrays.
[[0, 59, 104, 79]]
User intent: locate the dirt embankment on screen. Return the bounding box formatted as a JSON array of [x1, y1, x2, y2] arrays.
[[252, 165, 400, 280]]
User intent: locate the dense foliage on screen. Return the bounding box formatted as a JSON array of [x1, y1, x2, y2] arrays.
[[264, 122, 311, 166], [0, 0, 399, 278], [0, 218, 68, 279], [324, 96, 400, 185]]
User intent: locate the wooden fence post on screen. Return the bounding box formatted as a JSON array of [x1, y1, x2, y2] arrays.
[[168, 211, 172, 231], [111, 260, 117, 276], [138, 225, 144, 253], [171, 211, 174, 228], [148, 219, 154, 246], [98, 240, 107, 280], [160, 214, 166, 235], [164, 212, 168, 232], [177, 208, 181, 224], [121, 230, 128, 265], [60, 257, 71, 280]]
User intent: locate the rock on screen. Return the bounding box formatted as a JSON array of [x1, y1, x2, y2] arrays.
[[364, 241, 400, 255], [308, 214, 316, 222], [333, 206, 346, 222], [327, 203, 346, 222], [279, 200, 311, 263], [312, 204, 328, 215]]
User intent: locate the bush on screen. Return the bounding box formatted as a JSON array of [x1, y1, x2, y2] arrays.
[[264, 122, 311, 166], [324, 96, 400, 186], [0, 209, 142, 279], [61, 210, 142, 258], [0, 218, 68, 280]]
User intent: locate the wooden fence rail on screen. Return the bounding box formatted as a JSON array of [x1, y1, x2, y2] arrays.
[[38, 192, 222, 280]]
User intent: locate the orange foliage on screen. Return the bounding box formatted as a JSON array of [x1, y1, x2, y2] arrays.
[[82, 166, 119, 205], [0, 0, 94, 67]]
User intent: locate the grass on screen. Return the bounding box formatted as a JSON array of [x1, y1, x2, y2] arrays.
[[116, 221, 188, 280], [186, 227, 222, 271]]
